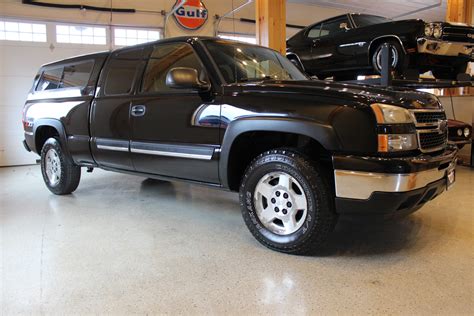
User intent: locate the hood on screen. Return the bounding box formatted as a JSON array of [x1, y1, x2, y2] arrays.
[[448, 119, 472, 127], [233, 80, 443, 110]]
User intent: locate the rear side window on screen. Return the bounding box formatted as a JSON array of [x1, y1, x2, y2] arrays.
[[61, 61, 94, 88], [141, 43, 206, 94], [104, 48, 145, 95], [36, 60, 94, 91], [36, 67, 63, 91]]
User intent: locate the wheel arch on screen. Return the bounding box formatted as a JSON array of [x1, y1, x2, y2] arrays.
[[33, 119, 69, 155], [368, 35, 407, 63], [286, 53, 305, 71], [219, 117, 340, 191]]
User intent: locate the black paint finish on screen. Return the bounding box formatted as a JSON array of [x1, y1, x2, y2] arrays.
[[23, 37, 455, 200]]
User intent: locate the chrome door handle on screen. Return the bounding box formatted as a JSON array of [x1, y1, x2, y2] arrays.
[[131, 105, 146, 117]]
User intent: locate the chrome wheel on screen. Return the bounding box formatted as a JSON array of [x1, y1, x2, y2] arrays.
[[44, 148, 61, 186], [254, 171, 308, 235], [375, 46, 398, 71]]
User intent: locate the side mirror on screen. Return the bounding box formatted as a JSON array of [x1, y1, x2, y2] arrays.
[[166, 67, 210, 91]]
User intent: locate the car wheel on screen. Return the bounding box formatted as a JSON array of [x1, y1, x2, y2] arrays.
[[371, 40, 406, 77], [432, 63, 468, 80], [41, 137, 81, 195], [239, 149, 337, 254]]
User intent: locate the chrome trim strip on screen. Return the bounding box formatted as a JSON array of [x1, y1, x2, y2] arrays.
[[24, 131, 34, 136], [97, 144, 129, 152], [334, 164, 453, 200], [130, 148, 212, 160], [314, 53, 333, 59], [339, 41, 366, 48]]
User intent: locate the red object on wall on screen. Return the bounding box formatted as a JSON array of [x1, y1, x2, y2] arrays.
[[173, 0, 209, 30]]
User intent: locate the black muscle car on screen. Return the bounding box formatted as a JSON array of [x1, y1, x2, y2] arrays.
[[286, 13, 474, 80]]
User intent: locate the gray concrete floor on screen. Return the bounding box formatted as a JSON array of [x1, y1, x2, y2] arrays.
[[1, 165, 473, 315]]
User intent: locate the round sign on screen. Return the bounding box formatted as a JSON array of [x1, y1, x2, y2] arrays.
[[173, 0, 209, 30]]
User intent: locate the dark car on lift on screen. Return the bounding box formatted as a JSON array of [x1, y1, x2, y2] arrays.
[[448, 119, 472, 149], [286, 13, 474, 80]]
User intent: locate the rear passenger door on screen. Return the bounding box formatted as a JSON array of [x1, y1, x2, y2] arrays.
[[90, 47, 150, 170], [129, 42, 220, 183]]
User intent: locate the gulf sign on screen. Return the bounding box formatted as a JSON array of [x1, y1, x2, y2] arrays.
[[173, 0, 208, 30]]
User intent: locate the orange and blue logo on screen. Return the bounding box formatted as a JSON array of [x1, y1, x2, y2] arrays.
[[173, 0, 208, 30]]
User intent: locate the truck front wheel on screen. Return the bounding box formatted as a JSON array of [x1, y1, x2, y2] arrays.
[[40, 137, 81, 195], [239, 149, 337, 254]]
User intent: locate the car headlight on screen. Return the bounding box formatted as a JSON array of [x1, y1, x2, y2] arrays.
[[457, 128, 463, 136], [433, 24, 443, 38], [464, 127, 471, 138], [378, 134, 418, 152], [424, 23, 434, 37], [371, 103, 414, 124], [371, 104, 417, 152]]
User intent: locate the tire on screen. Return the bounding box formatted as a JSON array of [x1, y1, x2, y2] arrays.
[[239, 149, 337, 254], [371, 40, 406, 77], [432, 63, 468, 80], [40, 137, 81, 195]]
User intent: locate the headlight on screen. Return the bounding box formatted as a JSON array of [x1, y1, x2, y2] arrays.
[[424, 23, 434, 37], [457, 128, 463, 136], [378, 134, 418, 152], [464, 127, 471, 138], [371, 103, 414, 124], [433, 24, 443, 38]]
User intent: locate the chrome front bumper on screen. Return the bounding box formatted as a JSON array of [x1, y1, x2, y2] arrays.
[[417, 38, 473, 57], [334, 159, 456, 200]]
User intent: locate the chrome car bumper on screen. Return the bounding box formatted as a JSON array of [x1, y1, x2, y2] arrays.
[[417, 38, 473, 57], [334, 159, 456, 200]]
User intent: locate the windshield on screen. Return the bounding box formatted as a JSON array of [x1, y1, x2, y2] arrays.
[[204, 40, 308, 83], [352, 14, 391, 28]]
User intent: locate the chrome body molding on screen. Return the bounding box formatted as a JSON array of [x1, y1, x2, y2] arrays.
[[339, 41, 366, 48], [417, 37, 473, 57], [96, 138, 129, 152], [130, 141, 216, 160], [97, 144, 129, 152], [334, 161, 454, 200]]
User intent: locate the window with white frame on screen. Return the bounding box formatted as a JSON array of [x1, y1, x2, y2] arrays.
[[218, 34, 257, 44], [56, 24, 107, 45], [114, 28, 161, 47], [0, 20, 47, 42]]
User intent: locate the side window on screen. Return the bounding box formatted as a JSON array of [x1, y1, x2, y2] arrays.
[[104, 48, 145, 95], [36, 67, 63, 91], [61, 61, 94, 88], [319, 18, 350, 37], [307, 24, 321, 38], [141, 43, 207, 94]]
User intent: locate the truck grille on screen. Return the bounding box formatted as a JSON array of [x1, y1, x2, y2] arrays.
[[441, 26, 474, 44], [413, 111, 446, 124], [419, 131, 447, 150], [411, 110, 448, 153]]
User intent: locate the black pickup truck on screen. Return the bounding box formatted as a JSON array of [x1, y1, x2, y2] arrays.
[[23, 37, 457, 254]]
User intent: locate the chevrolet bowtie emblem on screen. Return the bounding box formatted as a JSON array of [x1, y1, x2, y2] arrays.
[[468, 34, 474, 39]]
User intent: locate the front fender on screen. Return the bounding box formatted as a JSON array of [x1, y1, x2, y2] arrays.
[[218, 116, 342, 188]]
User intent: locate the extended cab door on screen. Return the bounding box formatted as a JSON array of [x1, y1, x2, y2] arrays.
[[129, 42, 220, 183], [90, 47, 150, 170]]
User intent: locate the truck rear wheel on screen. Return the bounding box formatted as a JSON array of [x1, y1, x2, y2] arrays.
[[40, 137, 81, 195], [239, 149, 337, 254]]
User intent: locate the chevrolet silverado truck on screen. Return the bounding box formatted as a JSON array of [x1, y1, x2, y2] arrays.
[[22, 37, 457, 254], [286, 13, 474, 80]]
